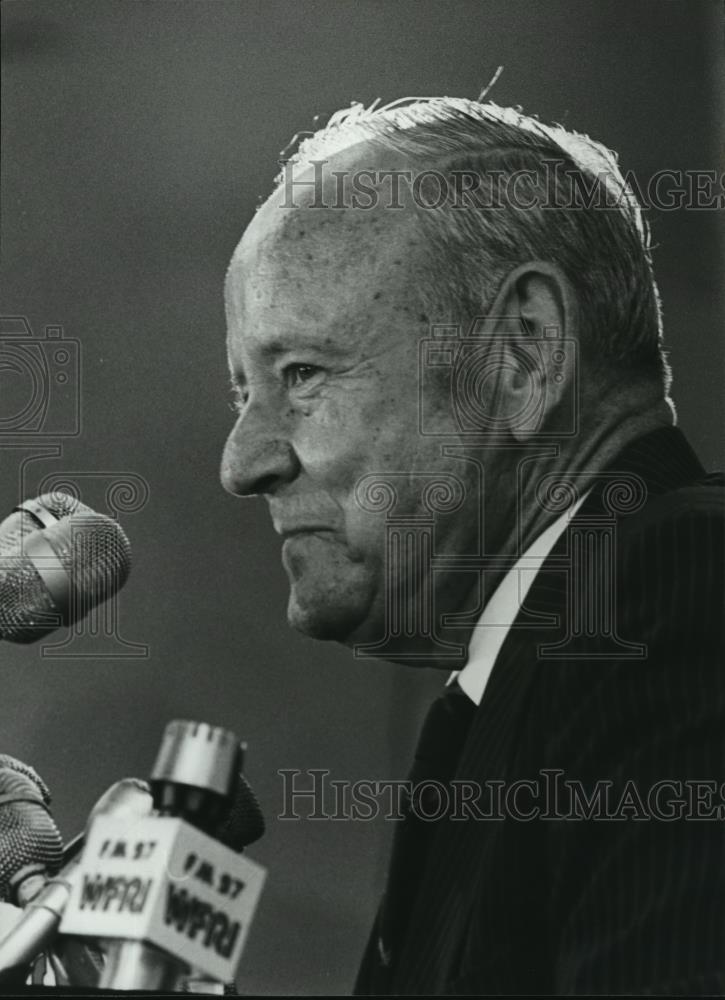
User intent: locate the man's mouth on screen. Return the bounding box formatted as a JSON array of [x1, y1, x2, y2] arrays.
[[277, 525, 334, 540]]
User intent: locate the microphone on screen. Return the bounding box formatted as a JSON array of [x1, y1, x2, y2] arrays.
[[0, 767, 264, 986], [0, 778, 154, 981], [62, 721, 267, 991], [0, 492, 131, 644], [0, 756, 63, 907], [149, 720, 264, 847]]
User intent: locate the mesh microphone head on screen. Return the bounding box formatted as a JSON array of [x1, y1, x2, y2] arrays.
[[0, 492, 91, 558], [217, 772, 265, 851], [0, 509, 131, 643], [0, 756, 63, 903]]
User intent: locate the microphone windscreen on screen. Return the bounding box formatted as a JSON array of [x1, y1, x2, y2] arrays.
[[0, 510, 131, 643], [217, 772, 265, 851], [0, 757, 63, 903]]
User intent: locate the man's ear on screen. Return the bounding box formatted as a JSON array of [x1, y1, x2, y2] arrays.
[[478, 262, 578, 441]]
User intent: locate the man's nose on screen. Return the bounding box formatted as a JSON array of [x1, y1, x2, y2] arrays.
[[220, 404, 299, 497]]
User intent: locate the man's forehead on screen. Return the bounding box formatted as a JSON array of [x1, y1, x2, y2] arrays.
[[226, 140, 420, 284]]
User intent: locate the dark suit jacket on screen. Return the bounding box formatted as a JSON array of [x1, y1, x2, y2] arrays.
[[355, 427, 724, 995]]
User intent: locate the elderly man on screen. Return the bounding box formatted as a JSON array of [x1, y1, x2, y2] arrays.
[[220, 100, 724, 995]]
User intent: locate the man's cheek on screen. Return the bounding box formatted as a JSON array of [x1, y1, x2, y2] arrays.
[[293, 410, 359, 465], [315, 387, 399, 446], [295, 425, 376, 492], [340, 499, 389, 563]]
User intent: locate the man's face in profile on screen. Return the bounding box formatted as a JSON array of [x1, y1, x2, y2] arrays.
[[221, 158, 479, 650]]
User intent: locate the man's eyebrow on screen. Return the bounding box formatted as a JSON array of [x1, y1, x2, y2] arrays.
[[258, 333, 342, 356], [231, 333, 347, 368]]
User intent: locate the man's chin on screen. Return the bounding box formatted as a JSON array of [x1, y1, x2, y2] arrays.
[[281, 545, 380, 643], [286, 592, 369, 643]]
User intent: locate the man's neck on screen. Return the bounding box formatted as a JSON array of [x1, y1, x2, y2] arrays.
[[502, 396, 675, 562]]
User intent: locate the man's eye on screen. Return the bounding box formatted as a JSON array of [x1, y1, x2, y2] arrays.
[[283, 363, 322, 389]]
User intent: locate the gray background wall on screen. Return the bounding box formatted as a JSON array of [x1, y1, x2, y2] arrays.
[[1, 1, 723, 994]]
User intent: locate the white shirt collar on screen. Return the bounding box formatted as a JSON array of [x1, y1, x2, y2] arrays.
[[450, 492, 590, 706]]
